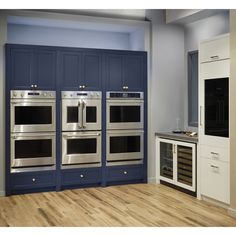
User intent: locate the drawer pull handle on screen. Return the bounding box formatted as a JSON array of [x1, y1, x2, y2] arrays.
[[80, 174, 84, 178], [124, 171, 128, 175], [210, 152, 219, 158], [210, 55, 219, 60], [210, 165, 220, 172], [32, 178, 36, 182]]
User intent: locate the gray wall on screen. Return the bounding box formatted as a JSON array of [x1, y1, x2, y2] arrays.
[[146, 10, 185, 182], [183, 11, 229, 130], [8, 24, 131, 50]]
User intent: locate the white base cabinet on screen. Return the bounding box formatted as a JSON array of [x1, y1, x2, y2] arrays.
[[157, 138, 196, 192]]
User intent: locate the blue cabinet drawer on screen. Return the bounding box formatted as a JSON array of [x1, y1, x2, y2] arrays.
[[61, 167, 101, 186], [106, 165, 144, 182], [11, 171, 56, 190]]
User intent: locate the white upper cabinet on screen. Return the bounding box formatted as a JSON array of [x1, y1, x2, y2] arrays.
[[199, 34, 230, 63]]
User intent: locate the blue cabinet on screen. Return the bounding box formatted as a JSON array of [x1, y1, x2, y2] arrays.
[[10, 171, 56, 194], [105, 52, 146, 91], [106, 165, 144, 183], [61, 167, 102, 188], [59, 50, 102, 91], [7, 45, 57, 90]]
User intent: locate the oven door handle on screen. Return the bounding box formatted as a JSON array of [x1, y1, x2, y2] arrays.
[[63, 133, 100, 138], [82, 100, 86, 128], [78, 100, 82, 129]]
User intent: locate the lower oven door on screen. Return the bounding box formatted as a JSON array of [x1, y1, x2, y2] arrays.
[[106, 130, 144, 162], [62, 131, 101, 165], [11, 133, 55, 168]]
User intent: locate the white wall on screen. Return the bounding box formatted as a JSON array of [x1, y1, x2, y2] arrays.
[[146, 10, 185, 182], [184, 11, 229, 130], [8, 24, 131, 50]]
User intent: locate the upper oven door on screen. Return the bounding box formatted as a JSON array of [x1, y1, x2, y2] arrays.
[[62, 131, 101, 165], [106, 100, 144, 130], [11, 133, 55, 168], [62, 99, 101, 131], [11, 99, 55, 133]]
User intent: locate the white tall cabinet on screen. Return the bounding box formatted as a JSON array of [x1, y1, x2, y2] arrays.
[[199, 34, 230, 204]]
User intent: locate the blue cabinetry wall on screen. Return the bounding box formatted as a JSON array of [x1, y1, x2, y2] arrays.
[[5, 44, 147, 195]]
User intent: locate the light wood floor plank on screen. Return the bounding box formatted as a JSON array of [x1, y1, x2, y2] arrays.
[[0, 184, 236, 227]]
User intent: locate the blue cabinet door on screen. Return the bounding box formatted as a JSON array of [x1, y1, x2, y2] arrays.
[[9, 47, 33, 90], [105, 54, 123, 91], [34, 48, 57, 90], [83, 52, 102, 91], [123, 55, 145, 91], [105, 52, 146, 91], [59, 50, 83, 90]]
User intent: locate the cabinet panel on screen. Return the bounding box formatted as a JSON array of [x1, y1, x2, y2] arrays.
[[106, 165, 144, 182], [11, 171, 56, 190], [123, 55, 144, 91], [59, 51, 83, 90], [10, 48, 33, 89], [61, 168, 101, 186], [200, 145, 229, 162], [200, 35, 229, 63], [83, 53, 102, 90], [106, 54, 123, 90], [34, 49, 57, 90], [201, 158, 229, 204]]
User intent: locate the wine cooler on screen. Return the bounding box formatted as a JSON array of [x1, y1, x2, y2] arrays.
[[158, 138, 196, 192]]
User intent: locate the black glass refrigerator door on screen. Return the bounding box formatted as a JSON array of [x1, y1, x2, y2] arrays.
[[205, 78, 229, 137]]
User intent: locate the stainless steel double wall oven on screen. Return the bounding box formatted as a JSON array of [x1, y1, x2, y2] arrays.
[[61, 91, 102, 167], [10, 90, 56, 170], [106, 92, 144, 166]]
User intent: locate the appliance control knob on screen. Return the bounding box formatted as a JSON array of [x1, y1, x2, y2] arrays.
[[70, 94, 73, 97], [64, 94, 67, 97], [43, 92, 47, 97], [21, 93, 24, 98], [13, 92, 17, 97], [96, 93, 99, 97], [50, 93, 53, 97]]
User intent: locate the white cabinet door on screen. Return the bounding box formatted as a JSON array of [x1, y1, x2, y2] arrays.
[[201, 158, 229, 204], [199, 35, 229, 63]]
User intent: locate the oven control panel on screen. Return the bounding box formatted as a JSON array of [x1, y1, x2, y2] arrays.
[[62, 91, 102, 99], [11, 90, 56, 99], [106, 92, 143, 99]]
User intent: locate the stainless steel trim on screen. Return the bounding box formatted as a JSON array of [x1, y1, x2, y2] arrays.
[[106, 160, 143, 166], [11, 132, 56, 168], [11, 165, 56, 173], [106, 99, 144, 130], [106, 91, 144, 99], [62, 131, 101, 165], [61, 163, 101, 169], [10, 99, 56, 133], [11, 90, 56, 99], [106, 130, 144, 162]]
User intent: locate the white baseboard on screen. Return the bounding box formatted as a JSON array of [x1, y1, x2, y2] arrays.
[[228, 208, 236, 218], [148, 177, 157, 183], [0, 190, 6, 197]]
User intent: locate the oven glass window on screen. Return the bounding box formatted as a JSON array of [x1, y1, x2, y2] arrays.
[[15, 139, 52, 158], [205, 78, 229, 137], [110, 106, 140, 123], [15, 106, 52, 125], [110, 136, 140, 153], [67, 107, 79, 123], [67, 138, 97, 154], [86, 107, 97, 123]]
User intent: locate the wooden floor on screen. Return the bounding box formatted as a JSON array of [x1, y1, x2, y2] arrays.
[[0, 183, 236, 227]]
